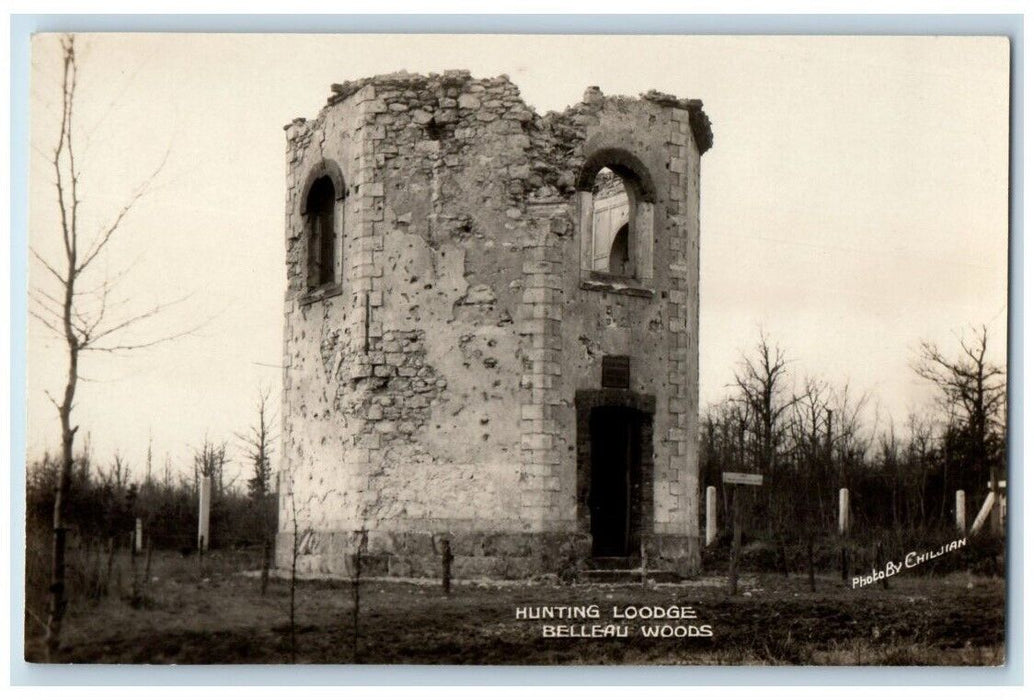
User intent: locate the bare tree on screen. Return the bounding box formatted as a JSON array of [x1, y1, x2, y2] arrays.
[[237, 388, 278, 594], [732, 332, 796, 479], [239, 388, 276, 502], [278, 467, 340, 660], [903, 411, 937, 525], [913, 325, 1007, 504], [193, 439, 228, 499], [786, 376, 834, 527], [97, 450, 131, 492], [283, 471, 302, 662], [827, 382, 874, 483], [30, 36, 190, 660], [731, 332, 798, 535], [914, 325, 1007, 534]]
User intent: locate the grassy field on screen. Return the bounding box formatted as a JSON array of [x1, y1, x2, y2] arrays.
[[24, 549, 1005, 665]]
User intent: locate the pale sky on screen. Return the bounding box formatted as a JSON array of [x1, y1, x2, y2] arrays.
[[25, 34, 1010, 480]]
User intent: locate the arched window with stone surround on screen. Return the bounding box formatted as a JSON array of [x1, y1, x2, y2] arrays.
[[299, 159, 346, 291], [577, 149, 656, 288]]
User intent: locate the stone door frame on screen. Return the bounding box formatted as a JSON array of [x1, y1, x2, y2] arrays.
[[574, 389, 656, 559]]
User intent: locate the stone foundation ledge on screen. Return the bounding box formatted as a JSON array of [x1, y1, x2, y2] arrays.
[[274, 530, 698, 580]]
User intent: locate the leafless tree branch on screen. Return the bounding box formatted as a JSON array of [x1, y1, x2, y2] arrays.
[[76, 146, 170, 276], [29, 246, 66, 285]]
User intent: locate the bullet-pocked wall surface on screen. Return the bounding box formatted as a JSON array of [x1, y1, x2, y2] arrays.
[[278, 71, 712, 579]]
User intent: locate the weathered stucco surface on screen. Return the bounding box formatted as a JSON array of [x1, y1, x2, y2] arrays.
[[278, 71, 711, 578]]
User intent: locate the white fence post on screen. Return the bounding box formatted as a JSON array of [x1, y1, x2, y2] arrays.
[[198, 476, 212, 551], [838, 488, 850, 536], [705, 486, 717, 546], [970, 491, 995, 535]]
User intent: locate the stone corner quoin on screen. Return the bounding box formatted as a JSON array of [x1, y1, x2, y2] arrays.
[[278, 70, 712, 580]]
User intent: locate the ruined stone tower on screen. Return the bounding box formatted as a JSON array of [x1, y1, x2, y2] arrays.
[[278, 71, 712, 579]]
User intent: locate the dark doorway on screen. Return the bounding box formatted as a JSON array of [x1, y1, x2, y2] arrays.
[[589, 407, 642, 557]]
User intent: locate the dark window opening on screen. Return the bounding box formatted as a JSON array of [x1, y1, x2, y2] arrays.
[[425, 118, 443, 141], [306, 176, 337, 288]]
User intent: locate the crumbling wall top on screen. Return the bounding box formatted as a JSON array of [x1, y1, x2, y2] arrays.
[[285, 71, 712, 156], [640, 89, 713, 154], [326, 69, 486, 105]]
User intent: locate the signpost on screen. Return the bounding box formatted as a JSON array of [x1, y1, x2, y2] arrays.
[[722, 472, 763, 595], [722, 472, 763, 487]]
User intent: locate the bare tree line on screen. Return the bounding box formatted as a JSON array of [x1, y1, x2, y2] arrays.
[[701, 326, 1007, 547], [25, 394, 281, 653]]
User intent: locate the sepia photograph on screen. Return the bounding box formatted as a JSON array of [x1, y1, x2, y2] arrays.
[[19, 29, 1011, 668]]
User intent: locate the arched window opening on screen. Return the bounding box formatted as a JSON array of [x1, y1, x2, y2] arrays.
[[578, 149, 655, 290], [306, 175, 337, 288], [589, 167, 637, 277]]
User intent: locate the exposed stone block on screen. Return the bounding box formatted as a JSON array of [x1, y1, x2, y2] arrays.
[[458, 94, 481, 110]]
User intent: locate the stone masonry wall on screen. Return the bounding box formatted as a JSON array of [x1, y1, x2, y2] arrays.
[[278, 71, 711, 579]]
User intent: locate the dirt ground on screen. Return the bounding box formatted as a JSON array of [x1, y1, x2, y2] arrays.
[[24, 550, 1005, 665]]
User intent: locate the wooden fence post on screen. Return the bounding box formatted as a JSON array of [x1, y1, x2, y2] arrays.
[[807, 533, 816, 593], [640, 540, 648, 588], [352, 528, 367, 663], [261, 537, 271, 596], [728, 486, 740, 596], [876, 542, 888, 589], [130, 529, 140, 606], [721, 472, 763, 596], [144, 537, 153, 585], [441, 538, 453, 596]]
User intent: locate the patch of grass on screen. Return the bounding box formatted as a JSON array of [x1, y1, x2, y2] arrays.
[[812, 639, 1004, 666], [24, 552, 1005, 665]]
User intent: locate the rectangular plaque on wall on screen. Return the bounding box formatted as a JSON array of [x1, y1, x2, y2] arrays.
[[601, 355, 631, 389]]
